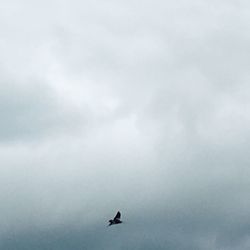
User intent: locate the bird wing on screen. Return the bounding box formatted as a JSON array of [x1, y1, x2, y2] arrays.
[[114, 211, 121, 220]]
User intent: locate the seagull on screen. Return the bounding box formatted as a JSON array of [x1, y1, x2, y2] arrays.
[[108, 211, 122, 226]]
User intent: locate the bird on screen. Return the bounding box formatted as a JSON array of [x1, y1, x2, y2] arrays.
[[108, 211, 122, 226]]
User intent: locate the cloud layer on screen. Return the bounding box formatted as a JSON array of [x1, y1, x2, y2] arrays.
[[1, 0, 250, 249]]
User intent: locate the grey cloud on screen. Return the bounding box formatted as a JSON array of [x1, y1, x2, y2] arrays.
[[0, 76, 86, 142], [1, 210, 250, 250], [0, 0, 250, 249]]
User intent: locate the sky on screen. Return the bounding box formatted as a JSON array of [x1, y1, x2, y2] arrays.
[[0, 0, 250, 249]]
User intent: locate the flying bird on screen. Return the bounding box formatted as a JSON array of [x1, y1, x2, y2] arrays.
[[108, 211, 122, 226]]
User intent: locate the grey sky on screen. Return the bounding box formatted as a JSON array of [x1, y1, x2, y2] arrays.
[[0, 0, 250, 249]]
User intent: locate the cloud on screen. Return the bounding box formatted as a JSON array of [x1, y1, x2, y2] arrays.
[[0, 0, 250, 249], [0, 78, 85, 142]]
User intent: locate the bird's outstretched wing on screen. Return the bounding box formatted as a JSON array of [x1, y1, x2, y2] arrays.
[[114, 211, 121, 220]]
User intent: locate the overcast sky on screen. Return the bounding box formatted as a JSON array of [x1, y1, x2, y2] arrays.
[[1, 0, 250, 249]]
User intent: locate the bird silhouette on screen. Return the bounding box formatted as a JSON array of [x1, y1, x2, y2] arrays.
[[108, 211, 122, 226]]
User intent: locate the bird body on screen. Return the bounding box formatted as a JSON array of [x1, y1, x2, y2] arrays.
[[108, 211, 122, 226]]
